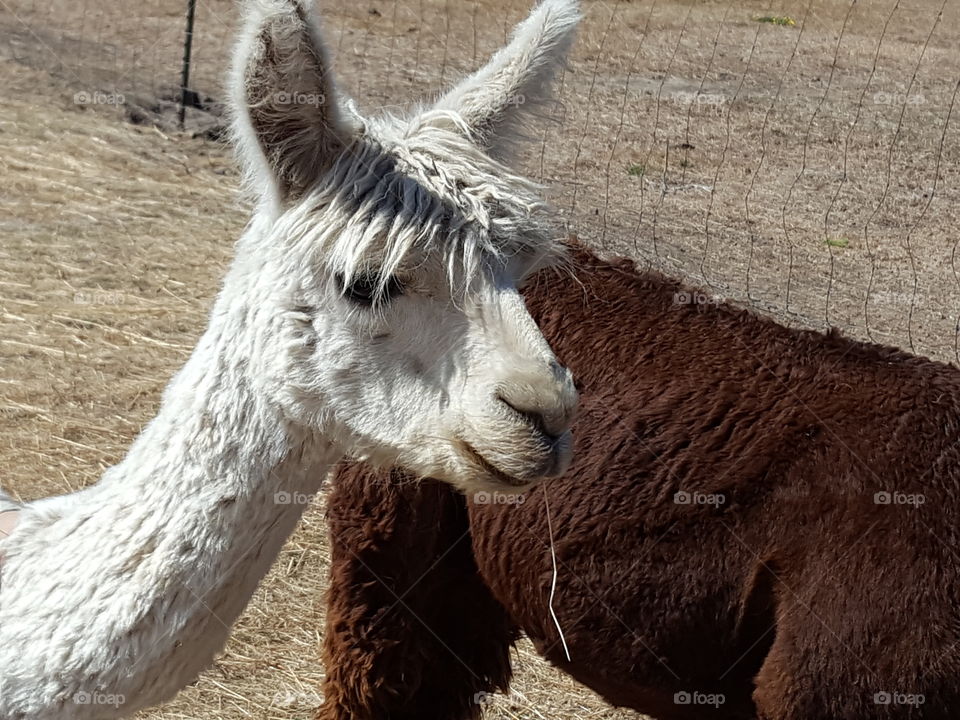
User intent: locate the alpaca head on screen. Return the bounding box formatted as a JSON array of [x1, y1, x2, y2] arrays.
[[229, 0, 581, 493]]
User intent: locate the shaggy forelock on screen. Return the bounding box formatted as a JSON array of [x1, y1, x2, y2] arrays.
[[275, 109, 562, 293]]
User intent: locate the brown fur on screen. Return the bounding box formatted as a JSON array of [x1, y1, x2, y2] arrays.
[[319, 243, 960, 720], [319, 474, 516, 720]]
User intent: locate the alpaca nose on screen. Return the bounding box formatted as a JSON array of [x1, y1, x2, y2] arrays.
[[496, 362, 578, 439], [498, 396, 564, 440]]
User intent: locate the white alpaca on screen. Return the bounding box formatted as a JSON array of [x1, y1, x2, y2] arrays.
[[0, 0, 581, 717]]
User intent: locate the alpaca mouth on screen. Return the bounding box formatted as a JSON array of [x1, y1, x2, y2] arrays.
[[457, 439, 534, 488]]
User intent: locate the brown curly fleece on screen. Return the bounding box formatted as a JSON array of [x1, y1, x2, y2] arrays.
[[319, 242, 960, 720]]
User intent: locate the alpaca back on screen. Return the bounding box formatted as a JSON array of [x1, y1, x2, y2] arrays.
[[469, 244, 960, 717]]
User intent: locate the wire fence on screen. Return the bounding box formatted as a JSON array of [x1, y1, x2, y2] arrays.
[[2, 0, 960, 363]]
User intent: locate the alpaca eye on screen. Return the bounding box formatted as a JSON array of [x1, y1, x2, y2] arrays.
[[338, 273, 404, 307]]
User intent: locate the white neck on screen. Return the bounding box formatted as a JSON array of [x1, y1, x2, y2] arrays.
[[0, 284, 339, 719]]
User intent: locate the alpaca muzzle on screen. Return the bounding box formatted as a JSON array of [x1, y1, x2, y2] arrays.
[[495, 359, 578, 440], [456, 360, 578, 490]]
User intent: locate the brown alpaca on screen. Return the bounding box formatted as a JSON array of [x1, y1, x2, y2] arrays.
[[319, 243, 960, 720]]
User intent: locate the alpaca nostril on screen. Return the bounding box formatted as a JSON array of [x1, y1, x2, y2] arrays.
[[497, 394, 561, 441]]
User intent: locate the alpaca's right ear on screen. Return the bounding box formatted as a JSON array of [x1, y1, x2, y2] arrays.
[[433, 0, 580, 158], [230, 0, 357, 208]]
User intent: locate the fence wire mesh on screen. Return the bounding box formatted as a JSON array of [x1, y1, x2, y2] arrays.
[[2, 0, 959, 362]]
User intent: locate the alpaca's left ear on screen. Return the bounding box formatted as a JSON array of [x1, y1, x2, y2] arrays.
[[230, 0, 359, 208], [433, 0, 580, 157]]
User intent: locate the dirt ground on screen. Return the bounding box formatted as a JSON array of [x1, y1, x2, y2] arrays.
[[2, 0, 960, 717]]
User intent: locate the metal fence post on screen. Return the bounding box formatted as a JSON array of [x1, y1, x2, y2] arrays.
[[179, 0, 198, 129]]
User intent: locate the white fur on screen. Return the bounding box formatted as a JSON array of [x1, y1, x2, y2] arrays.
[[435, 0, 580, 156], [0, 0, 580, 717]]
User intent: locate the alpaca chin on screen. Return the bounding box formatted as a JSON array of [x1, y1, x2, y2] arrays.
[[456, 406, 573, 484], [447, 429, 571, 494]]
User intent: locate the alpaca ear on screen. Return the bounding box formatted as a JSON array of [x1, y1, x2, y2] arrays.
[[230, 0, 357, 206], [433, 0, 580, 157]]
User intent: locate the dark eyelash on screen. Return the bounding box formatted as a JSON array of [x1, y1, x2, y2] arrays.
[[337, 273, 405, 307]]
